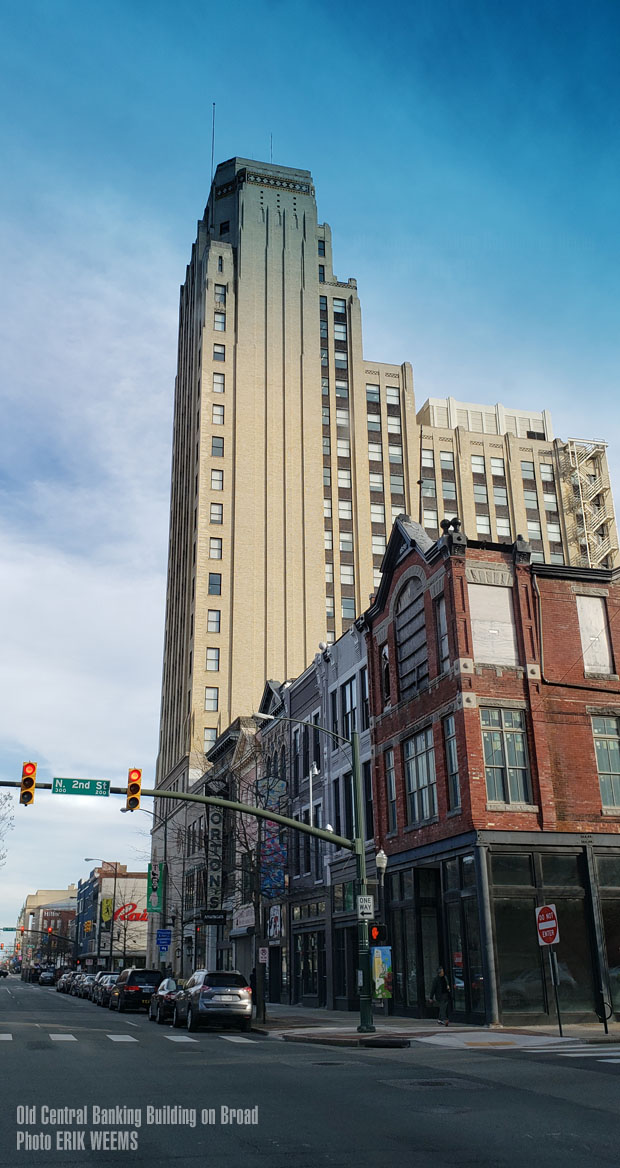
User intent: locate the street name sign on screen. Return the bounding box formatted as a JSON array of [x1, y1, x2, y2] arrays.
[[536, 903, 560, 946], [52, 777, 110, 797], [357, 895, 374, 920]]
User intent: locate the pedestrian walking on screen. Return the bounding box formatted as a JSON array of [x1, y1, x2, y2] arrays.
[[429, 966, 451, 1026]]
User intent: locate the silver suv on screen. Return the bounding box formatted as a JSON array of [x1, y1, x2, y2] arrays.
[[173, 970, 252, 1032]]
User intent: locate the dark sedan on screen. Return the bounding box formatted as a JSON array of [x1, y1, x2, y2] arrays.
[[148, 978, 186, 1024]]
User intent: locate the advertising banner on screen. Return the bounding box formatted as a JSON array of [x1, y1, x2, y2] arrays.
[[371, 945, 393, 999], [147, 863, 163, 913]]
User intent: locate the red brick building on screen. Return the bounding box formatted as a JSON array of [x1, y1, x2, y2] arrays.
[[364, 516, 620, 1024]]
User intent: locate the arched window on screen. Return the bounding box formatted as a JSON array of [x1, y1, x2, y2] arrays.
[[381, 644, 391, 706], [395, 577, 429, 699]]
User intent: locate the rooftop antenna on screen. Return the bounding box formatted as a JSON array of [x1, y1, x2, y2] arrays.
[[210, 103, 216, 185]]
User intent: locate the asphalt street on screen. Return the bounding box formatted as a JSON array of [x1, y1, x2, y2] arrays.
[[2, 976, 620, 1168]]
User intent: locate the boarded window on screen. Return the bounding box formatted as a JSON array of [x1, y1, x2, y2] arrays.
[[395, 578, 429, 697], [576, 595, 613, 674], [468, 584, 519, 666]]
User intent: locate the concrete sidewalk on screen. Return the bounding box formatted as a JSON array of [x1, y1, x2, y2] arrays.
[[251, 1001, 620, 1047]]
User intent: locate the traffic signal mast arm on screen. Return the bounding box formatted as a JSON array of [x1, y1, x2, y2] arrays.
[[0, 779, 353, 851]]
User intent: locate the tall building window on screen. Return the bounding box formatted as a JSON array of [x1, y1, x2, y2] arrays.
[[341, 564, 354, 585], [440, 450, 454, 469], [387, 416, 401, 434], [342, 597, 356, 620], [481, 708, 531, 804], [369, 473, 384, 493], [211, 436, 224, 457], [390, 473, 404, 494], [370, 503, 385, 523], [340, 531, 353, 552], [366, 384, 380, 403], [324, 499, 332, 519], [339, 500, 353, 520], [319, 265, 325, 282], [436, 595, 449, 673], [421, 449, 434, 468], [217, 256, 223, 272], [443, 715, 460, 809], [335, 351, 348, 370], [493, 484, 507, 506], [208, 573, 221, 595], [212, 404, 224, 424], [476, 515, 491, 536], [386, 386, 400, 405], [324, 467, 331, 487], [338, 469, 351, 488], [331, 689, 339, 742], [213, 344, 225, 361], [325, 562, 333, 583], [324, 530, 333, 550], [592, 716, 620, 809], [491, 457, 505, 477], [336, 407, 349, 426], [209, 538, 222, 559], [334, 322, 347, 342], [521, 460, 535, 478], [341, 676, 357, 739], [204, 687, 219, 711], [372, 534, 386, 556], [395, 577, 429, 698], [219, 221, 229, 235], [360, 667, 369, 730], [385, 749, 397, 832], [211, 469, 223, 490], [471, 454, 485, 474], [214, 312, 226, 331], [207, 609, 220, 632], [496, 517, 511, 539], [318, 239, 325, 256], [337, 437, 350, 458], [206, 647, 220, 671], [367, 412, 381, 432], [326, 596, 335, 618], [323, 436, 331, 455], [442, 479, 456, 499], [540, 462, 554, 482], [210, 503, 223, 524], [214, 284, 226, 304], [333, 298, 346, 313], [368, 442, 382, 461], [204, 727, 217, 752], [403, 727, 436, 824], [363, 760, 374, 840], [213, 372, 225, 393]]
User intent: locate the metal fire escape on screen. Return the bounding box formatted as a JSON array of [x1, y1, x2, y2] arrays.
[[562, 439, 619, 568]]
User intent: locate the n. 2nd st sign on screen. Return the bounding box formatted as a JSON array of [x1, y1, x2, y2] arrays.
[[52, 778, 110, 797]]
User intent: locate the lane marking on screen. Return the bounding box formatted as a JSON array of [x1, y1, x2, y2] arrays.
[[123, 1020, 139, 1027], [106, 1035, 138, 1043], [164, 1035, 198, 1043], [219, 1035, 254, 1043], [599, 1059, 620, 1064], [49, 1034, 77, 1042], [0, 1034, 12, 1041]]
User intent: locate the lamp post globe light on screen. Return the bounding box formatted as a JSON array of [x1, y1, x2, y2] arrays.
[[255, 712, 376, 1034]]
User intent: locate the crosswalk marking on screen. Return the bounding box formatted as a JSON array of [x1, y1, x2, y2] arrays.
[[219, 1035, 253, 1043], [0, 1034, 12, 1041], [106, 1035, 138, 1042], [49, 1034, 77, 1041], [164, 1035, 198, 1043]]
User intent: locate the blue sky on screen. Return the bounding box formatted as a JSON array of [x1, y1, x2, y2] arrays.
[[1, 0, 619, 925]]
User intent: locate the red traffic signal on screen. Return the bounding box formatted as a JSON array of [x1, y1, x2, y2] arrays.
[[126, 767, 142, 812], [369, 923, 388, 946], [20, 926, 24, 935], [20, 761, 37, 806], [47, 927, 53, 934]]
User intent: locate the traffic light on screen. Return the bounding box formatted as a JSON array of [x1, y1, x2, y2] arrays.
[[126, 767, 142, 811], [47, 927, 52, 935], [20, 761, 37, 806], [369, 923, 388, 946], [20, 926, 24, 935]]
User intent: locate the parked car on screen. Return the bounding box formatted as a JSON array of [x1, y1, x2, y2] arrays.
[[88, 972, 109, 1001], [148, 978, 186, 1024], [70, 974, 86, 996], [38, 970, 55, 986], [78, 975, 96, 999], [96, 974, 119, 1007], [173, 970, 252, 1032], [56, 972, 71, 992], [108, 969, 163, 1013]]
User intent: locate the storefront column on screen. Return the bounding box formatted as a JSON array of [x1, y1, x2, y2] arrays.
[[476, 845, 499, 1025]]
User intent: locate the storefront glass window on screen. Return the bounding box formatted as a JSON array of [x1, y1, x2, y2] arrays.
[[404, 908, 418, 1006], [553, 899, 595, 1013], [444, 858, 459, 891], [447, 902, 465, 1012], [492, 853, 533, 886], [402, 870, 414, 902], [597, 855, 620, 888], [541, 855, 582, 887], [464, 898, 484, 1013], [494, 897, 544, 1012], [601, 901, 620, 1012], [420, 906, 440, 1002], [462, 855, 476, 888]]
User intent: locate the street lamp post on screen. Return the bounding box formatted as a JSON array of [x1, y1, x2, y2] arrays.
[[256, 713, 376, 1034]]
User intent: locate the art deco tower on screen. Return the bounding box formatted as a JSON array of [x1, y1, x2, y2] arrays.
[[156, 158, 416, 788]]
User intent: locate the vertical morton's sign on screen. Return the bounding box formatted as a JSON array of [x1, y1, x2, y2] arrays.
[[205, 808, 224, 912]]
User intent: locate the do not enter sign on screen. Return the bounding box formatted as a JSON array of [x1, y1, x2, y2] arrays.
[[536, 903, 560, 946]]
